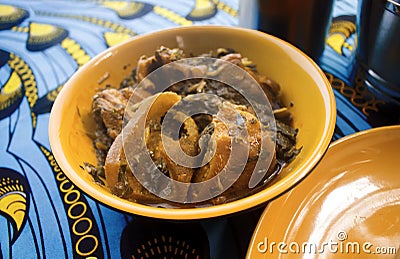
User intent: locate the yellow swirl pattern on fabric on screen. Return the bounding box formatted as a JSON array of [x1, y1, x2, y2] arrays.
[[325, 72, 385, 115], [187, 0, 216, 19], [327, 20, 356, 55], [8, 53, 38, 127], [213, 0, 237, 17], [29, 23, 61, 42], [0, 177, 26, 235], [36, 11, 137, 36], [1, 72, 21, 95], [101, 1, 145, 18], [0, 5, 17, 17], [27, 22, 68, 51], [103, 32, 131, 47], [6, 25, 89, 105], [39, 145, 101, 257], [46, 85, 63, 102], [61, 38, 91, 68], [0, 71, 23, 111], [153, 6, 193, 26], [11, 26, 28, 33], [0, 4, 29, 30]]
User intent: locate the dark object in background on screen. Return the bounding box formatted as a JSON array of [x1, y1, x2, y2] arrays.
[[356, 0, 400, 109], [120, 217, 210, 259], [239, 0, 335, 63]]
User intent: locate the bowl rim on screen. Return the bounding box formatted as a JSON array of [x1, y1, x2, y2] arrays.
[[49, 25, 336, 220]]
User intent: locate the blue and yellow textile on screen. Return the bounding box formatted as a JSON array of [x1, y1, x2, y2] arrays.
[[0, 1, 396, 258]]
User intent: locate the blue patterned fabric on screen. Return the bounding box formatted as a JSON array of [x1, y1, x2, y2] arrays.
[[0, 0, 394, 258]]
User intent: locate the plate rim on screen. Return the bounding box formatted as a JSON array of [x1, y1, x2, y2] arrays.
[[247, 125, 400, 258]]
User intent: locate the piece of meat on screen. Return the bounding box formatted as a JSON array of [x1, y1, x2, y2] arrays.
[[191, 103, 276, 203], [105, 92, 201, 203], [136, 46, 184, 82], [92, 87, 133, 139], [104, 133, 163, 203], [144, 93, 199, 186], [160, 116, 199, 183], [104, 92, 181, 202], [217, 53, 282, 106]]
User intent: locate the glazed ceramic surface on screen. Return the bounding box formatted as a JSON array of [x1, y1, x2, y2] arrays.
[[247, 126, 400, 258], [49, 25, 336, 219]]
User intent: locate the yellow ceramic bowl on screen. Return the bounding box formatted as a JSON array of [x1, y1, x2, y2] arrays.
[[49, 25, 336, 220]]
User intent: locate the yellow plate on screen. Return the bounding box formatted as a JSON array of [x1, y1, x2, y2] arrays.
[[247, 126, 400, 258]]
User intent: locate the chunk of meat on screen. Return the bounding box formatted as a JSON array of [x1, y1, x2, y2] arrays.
[[192, 103, 276, 203], [218, 53, 281, 106], [136, 46, 184, 82], [160, 116, 199, 183], [144, 93, 199, 184], [105, 92, 200, 203], [92, 87, 133, 139], [104, 133, 163, 203]]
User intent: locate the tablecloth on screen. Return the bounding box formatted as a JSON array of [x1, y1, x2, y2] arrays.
[[0, 0, 397, 258]]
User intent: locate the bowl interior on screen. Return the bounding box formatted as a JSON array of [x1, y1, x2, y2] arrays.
[[49, 26, 335, 219]]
